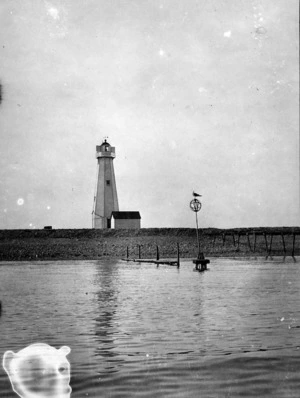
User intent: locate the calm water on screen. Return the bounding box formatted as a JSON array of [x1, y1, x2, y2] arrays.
[[0, 258, 299, 397]]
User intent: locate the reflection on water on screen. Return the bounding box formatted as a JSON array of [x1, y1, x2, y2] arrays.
[[94, 261, 119, 359], [0, 258, 299, 397]]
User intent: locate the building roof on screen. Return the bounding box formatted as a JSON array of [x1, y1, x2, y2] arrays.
[[111, 211, 141, 219]]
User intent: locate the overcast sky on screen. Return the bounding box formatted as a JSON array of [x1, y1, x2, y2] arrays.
[[0, 0, 298, 229]]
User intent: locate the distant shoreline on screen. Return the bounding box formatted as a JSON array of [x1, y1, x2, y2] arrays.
[[0, 227, 299, 261]]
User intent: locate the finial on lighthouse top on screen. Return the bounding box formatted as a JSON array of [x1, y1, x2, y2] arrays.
[[103, 136, 110, 146]]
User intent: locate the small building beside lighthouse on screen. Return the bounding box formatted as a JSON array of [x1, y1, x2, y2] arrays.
[[92, 139, 141, 229], [111, 211, 141, 229]]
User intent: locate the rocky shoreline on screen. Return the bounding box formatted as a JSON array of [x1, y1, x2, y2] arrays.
[[0, 227, 299, 262]]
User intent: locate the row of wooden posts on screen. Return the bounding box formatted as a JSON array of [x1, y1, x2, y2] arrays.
[[216, 231, 299, 256], [124, 232, 298, 260]]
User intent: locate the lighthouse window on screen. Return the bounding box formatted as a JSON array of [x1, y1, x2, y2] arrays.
[[106, 180, 111, 185]]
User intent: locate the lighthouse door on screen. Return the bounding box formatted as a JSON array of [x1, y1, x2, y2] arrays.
[[107, 218, 111, 228]]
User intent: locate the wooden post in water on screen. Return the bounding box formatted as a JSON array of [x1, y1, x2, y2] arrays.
[[292, 233, 296, 257], [268, 234, 273, 256], [264, 233, 269, 253], [253, 232, 257, 252], [212, 235, 216, 249], [156, 245, 160, 261], [232, 233, 236, 247], [126, 246, 129, 259], [247, 233, 252, 252], [104, 241, 108, 256], [281, 234, 286, 254], [222, 233, 226, 247], [177, 242, 180, 267]]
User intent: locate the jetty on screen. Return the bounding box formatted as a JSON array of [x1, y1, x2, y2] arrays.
[[122, 243, 210, 270], [123, 258, 179, 266], [122, 244, 180, 267]]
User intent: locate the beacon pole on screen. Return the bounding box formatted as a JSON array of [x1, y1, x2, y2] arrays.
[[195, 210, 201, 258], [190, 197, 202, 260]]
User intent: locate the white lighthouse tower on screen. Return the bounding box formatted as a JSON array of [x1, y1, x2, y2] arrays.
[[92, 139, 119, 229]]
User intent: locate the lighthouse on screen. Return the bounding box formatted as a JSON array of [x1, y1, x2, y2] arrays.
[[92, 139, 119, 229]]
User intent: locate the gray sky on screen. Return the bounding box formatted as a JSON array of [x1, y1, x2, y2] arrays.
[[0, 0, 299, 229]]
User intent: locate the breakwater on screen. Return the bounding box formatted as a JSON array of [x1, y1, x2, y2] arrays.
[[0, 227, 299, 261]]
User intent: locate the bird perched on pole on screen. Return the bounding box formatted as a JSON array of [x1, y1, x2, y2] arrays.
[[193, 191, 202, 197]]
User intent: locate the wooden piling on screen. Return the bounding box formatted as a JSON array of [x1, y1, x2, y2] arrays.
[[222, 233, 226, 247], [281, 234, 286, 254], [103, 241, 108, 256], [156, 245, 160, 261], [212, 235, 216, 248], [247, 233, 252, 252], [177, 243, 180, 267], [253, 232, 257, 252], [126, 246, 129, 259], [232, 233, 236, 247], [264, 233, 269, 253], [292, 233, 296, 257], [268, 234, 273, 256]]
